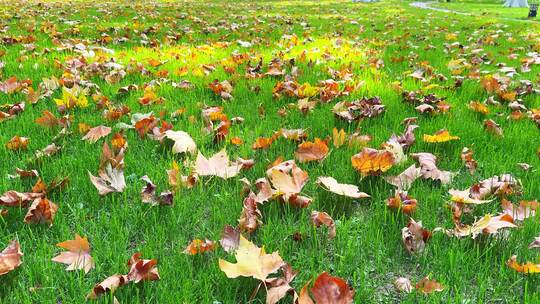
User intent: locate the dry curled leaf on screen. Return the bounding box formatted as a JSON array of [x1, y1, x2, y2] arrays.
[[311, 211, 336, 240], [267, 160, 311, 208], [0, 240, 23, 276], [384, 165, 421, 190], [6, 136, 29, 151], [87, 274, 128, 300], [238, 192, 263, 234], [127, 253, 160, 283], [411, 152, 453, 184], [220, 225, 240, 253], [24, 198, 58, 225], [51, 234, 95, 274], [402, 219, 431, 254], [316, 176, 369, 199], [303, 272, 355, 304], [194, 149, 242, 179]]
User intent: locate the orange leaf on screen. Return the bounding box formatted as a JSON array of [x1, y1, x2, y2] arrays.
[[0, 240, 23, 276], [295, 138, 329, 163], [351, 148, 394, 176]]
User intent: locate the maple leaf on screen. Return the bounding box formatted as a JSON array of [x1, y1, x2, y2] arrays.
[[0, 191, 43, 207], [0, 240, 23, 276], [183, 239, 217, 255], [267, 160, 312, 208], [507, 255, 540, 274], [501, 199, 538, 221], [484, 119, 503, 137], [295, 138, 329, 163], [468, 101, 489, 115], [54, 87, 88, 109], [127, 253, 160, 283], [402, 219, 431, 254], [461, 147, 477, 174], [82, 125, 111, 143], [218, 234, 284, 281], [316, 176, 369, 199], [423, 129, 459, 143], [51, 234, 95, 273], [194, 149, 243, 179], [300, 272, 355, 304], [164, 130, 197, 154], [384, 165, 421, 190], [351, 148, 394, 176], [24, 198, 58, 225], [411, 152, 454, 184], [89, 142, 126, 196], [448, 189, 493, 205], [265, 264, 298, 304], [452, 214, 517, 239], [140, 176, 173, 206], [238, 192, 263, 233], [220, 225, 240, 253], [87, 274, 129, 299], [311, 211, 336, 240], [389, 124, 418, 150], [281, 128, 308, 141]]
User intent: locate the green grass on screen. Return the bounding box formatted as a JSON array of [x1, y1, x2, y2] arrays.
[[1, 0, 539, 303], [431, 0, 537, 20]]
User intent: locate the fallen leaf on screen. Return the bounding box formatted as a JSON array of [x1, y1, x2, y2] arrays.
[[0, 240, 23, 276], [308, 272, 355, 304], [507, 255, 540, 274], [401, 219, 431, 254], [351, 148, 394, 176], [238, 192, 263, 233], [412, 153, 453, 184], [316, 176, 369, 199], [387, 190, 417, 215], [127, 253, 160, 283], [6, 136, 29, 151], [51, 234, 95, 274], [194, 149, 242, 179], [220, 225, 240, 253], [24, 198, 58, 225], [183, 239, 217, 255], [87, 274, 129, 299], [384, 165, 421, 190], [423, 129, 459, 143], [219, 234, 284, 281], [311, 211, 336, 239], [164, 130, 197, 154], [415, 276, 444, 294], [82, 125, 112, 143], [295, 138, 329, 163]]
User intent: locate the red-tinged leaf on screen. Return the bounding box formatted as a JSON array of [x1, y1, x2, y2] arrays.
[[127, 253, 160, 283], [82, 125, 111, 143], [0, 240, 23, 276], [87, 274, 129, 299], [24, 198, 58, 225], [52, 234, 95, 273], [311, 211, 336, 240]]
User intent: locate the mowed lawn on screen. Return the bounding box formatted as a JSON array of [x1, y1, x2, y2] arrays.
[[0, 0, 539, 303]]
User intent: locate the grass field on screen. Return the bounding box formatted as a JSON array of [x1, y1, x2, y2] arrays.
[[432, 0, 536, 20], [1, 0, 539, 303]]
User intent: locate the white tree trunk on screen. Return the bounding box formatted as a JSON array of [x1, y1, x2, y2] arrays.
[[504, 0, 529, 7]]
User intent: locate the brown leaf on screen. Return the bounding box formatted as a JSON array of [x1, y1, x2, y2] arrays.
[[51, 234, 95, 273], [316, 176, 369, 199], [384, 165, 421, 190], [220, 225, 240, 253], [24, 198, 58, 225], [311, 211, 336, 240], [164, 130, 197, 154], [0, 191, 42, 207], [127, 253, 160, 283], [267, 160, 311, 208], [309, 272, 355, 304], [82, 125, 112, 143], [461, 147, 477, 174], [265, 264, 298, 304], [238, 192, 263, 233], [87, 274, 129, 299], [484, 119, 503, 137], [0, 240, 23, 276], [411, 152, 453, 184], [401, 219, 431, 254]]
